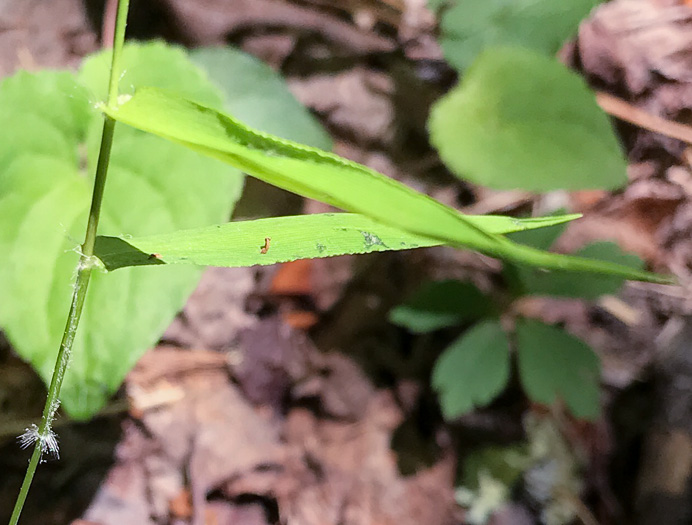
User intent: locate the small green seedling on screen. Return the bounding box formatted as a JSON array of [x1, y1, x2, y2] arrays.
[[390, 222, 643, 421]]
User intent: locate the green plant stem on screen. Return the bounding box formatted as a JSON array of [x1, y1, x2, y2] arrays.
[[8, 1, 130, 524]]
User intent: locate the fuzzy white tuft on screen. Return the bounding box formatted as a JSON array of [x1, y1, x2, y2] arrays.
[[17, 424, 60, 460]]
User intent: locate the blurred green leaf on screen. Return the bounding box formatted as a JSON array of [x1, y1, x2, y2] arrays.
[[516, 319, 600, 420], [390, 280, 494, 333], [517, 241, 644, 299], [507, 220, 568, 251], [435, 0, 602, 71], [429, 47, 627, 192], [190, 46, 331, 149], [433, 320, 510, 419]]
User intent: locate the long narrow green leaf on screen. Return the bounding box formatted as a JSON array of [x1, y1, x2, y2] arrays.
[[101, 88, 672, 284], [94, 212, 581, 271]]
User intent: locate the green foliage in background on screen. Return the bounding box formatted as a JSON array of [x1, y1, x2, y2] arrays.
[[429, 0, 602, 71], [407, 0, 642, 422], [388, 280, 495, 334], [189, 47, 331, 149], [432, 320, 510, 419], [391, 211, 642, 420], [429, 47, 627, 191], [390, 237, 635, 421], [0, 42, 324, 419], [427, 0, 622, 193], [516, 319, 600, 419]]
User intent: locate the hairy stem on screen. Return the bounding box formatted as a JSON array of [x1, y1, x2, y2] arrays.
[[8, 1, 130, 523]]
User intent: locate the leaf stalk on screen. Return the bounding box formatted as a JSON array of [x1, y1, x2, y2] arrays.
[[8, 1, 130, 523]]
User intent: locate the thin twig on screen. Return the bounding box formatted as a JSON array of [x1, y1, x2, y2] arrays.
[[596, 91, 692, 146]]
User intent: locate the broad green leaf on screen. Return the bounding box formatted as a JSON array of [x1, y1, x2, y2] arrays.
[[0, 71, 92, 146], [516, 241, 644, 300], [100, 87, 669, 284], [433, 320, 510, 419], [79, 41, 223, 107], [435, 0, 602, 71], [0, 43, 245, 419], [516, 319, 600, 420], [93, 212, 584, 272], [429, 47, 627, 192], [190, 47, 331, 149], [389, 279, 494, 333]]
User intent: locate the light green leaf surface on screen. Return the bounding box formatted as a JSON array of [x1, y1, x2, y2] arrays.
[[516, 319, 600, 420], [516, 241, 644, 299], [433, 320, 510, 419], [427, 0, 447, 11], [507, 219, 569, 252], [429, 47, 627, 192], [0, 43, 245, 419], [389, 279, 494, 333], [79, 41, 225, 106], [190, 47, 331, 149], [100, 86, 669, 283], [435, 0, 602, 71], [94, 212, 583, 271]]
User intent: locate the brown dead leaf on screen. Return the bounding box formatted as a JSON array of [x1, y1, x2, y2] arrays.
[[567, 0, 692, 161], [0, 0, 97, 75], [270, 259, 314, 297], [84, 318, 456, 525], [163, 267, 256, 350], [161, 0, 394, 52], [577, 1, 692, 93], [289, 69, 395, 145]]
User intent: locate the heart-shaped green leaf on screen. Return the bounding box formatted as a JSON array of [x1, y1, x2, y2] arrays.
[[0, 42, 248, 419], [429, 46, 627, 192], [433, 320, 510, 419], [100, 86, 669, 284], [516, 319, 600, 420]]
